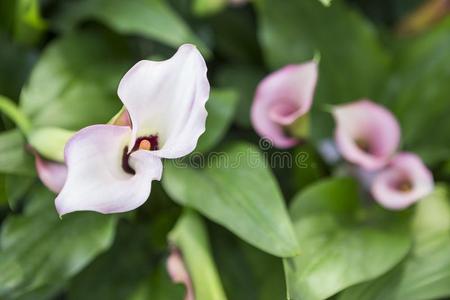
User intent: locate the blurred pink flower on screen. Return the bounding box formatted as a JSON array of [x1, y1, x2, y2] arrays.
[[35, 154, 67, 194], [54, 44, 209, 216], [371, 152, 434, 210], [167, 248, 194, 300], [251, 61, 318, 148], [332, 100, 400, 171]]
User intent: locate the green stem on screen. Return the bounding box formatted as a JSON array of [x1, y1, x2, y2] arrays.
[[0, 95, 32, 135]]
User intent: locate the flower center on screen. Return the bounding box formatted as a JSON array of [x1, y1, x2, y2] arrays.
[[396, 180, 413, 192], [355, 138, 371, 154], [122, 135, 159, 174]]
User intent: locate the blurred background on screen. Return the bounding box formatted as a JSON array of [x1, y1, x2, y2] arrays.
[[1, 0, 450, 299]]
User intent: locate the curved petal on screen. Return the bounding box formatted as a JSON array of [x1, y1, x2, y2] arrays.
[[55, 125, 163, 216], [371, 152, 434, 210], [118, 44, 209, 159], [35, 154, 67, 193], [251, 61, 318, 149], [333, 100, 400, 171], [167, 248, 194, 300]]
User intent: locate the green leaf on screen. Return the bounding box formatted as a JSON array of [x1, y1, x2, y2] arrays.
[[20, 30, 130, 130], [0, 129, 35, 176], [196, 89, 239, 152], [162, 142, 300, 257], [285, 178, 411, 300], [0, 186, 117, 297], [169, 210, 227, 300], [380, 18, 450, 165], [28, 127, 74, 162], [339, 185, 450, 300], [52, 0, 209, 56], [255, 0, 389, 139], [68, 220, 168, 300]]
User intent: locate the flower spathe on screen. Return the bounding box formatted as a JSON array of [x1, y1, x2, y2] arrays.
[[55, 44, 209, 216], [167, 248, 194, 300], [251, 61, 318, 148], [332, 100, 400, 171], [372, 152, 434, 210]]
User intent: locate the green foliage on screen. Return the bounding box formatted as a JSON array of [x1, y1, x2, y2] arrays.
[[380, 19, 450, 164], [0, 0, 448, 298], [52, 0, 210, 55], [285, 178, 412, 300], [0, 186, 117, 298], [20, 30, 130, 130], [0, 130, 34, 176], [163, 142, 300, 257], [339, 185, 450, 300], [169, 210, 227, 300], [256, 0, 389, 139]]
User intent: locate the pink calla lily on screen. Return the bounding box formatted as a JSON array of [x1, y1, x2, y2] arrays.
[[372, 152, 434, 210], [35, 154, 68, 194], [55, 44, 209, 216], [167, 248, 194, 300], [251, 61, 318, 148], [332, 100, 400, 171]]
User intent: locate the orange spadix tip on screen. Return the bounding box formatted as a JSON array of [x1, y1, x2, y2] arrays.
[[139, 140, 152, 151]]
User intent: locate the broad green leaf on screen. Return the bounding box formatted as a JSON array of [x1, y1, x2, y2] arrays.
[[339, 185, 450, 300], [68, 221, 163, 300], [52, 0, 209, 55], [255, 0, 389, 139], [20, 30, 130, 130], [0, 186, 117, 298], [169, 210, 227, 300], [196, 89, 239, 152], [380, 18, 450, 165], [28, 127, 74, 162], [0, 129, 35, 176], [162, 142, 300, 257], [285, 178, 411, 300]]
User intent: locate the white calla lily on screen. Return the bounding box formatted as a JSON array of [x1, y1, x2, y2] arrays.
[[55, 44, 209, 216]]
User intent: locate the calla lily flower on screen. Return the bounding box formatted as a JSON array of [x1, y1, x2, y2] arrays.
[[332, 100, 400, 171], [35, 154, 68, 193], [372, 152, 434, 210], [251, 61, 318, 148], [167, 248, 194, 300], [55, 44, 209, 216]]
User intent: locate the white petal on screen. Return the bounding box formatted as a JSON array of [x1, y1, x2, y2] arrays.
[[55, 125, 163, 216], [118, 44, 209, 159]]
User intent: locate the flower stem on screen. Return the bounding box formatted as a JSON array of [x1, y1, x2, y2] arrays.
[[0, 95, 32, 135]]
